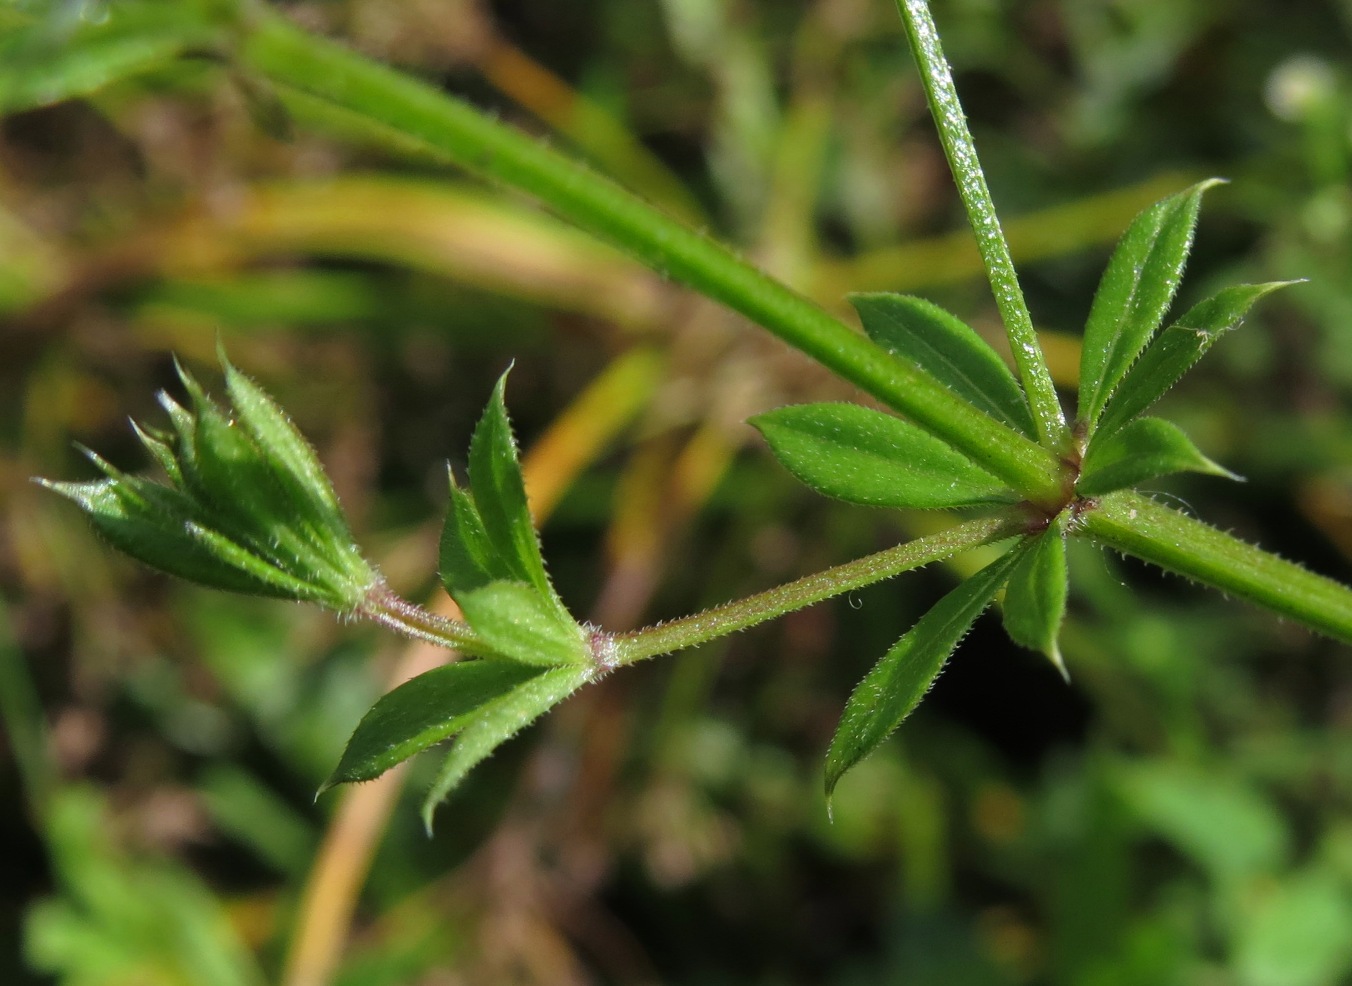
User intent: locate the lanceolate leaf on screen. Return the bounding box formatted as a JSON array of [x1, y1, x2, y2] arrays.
[[1002, 515, 1070, 680], [324, 660, 541, 788], [422, 664, 592, 831], [223, 356, 352, 545], [439, 472, 516, 598], [1078, 417, 1240, 497], [824, 546, 1025, 805], [752, 402, 1015, 510], [1095, 282, 1297, 439], [467, 372, 564, 611], [0, 3, 224, 114], [851, 293, 1037, 438], [37, 472, 300, 599], [455, 581, 588, 667], [1078, 180, 1223, 431]]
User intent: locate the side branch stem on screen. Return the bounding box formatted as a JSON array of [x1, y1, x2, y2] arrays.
[[359, 585, 485, 653], [614, 514, 1022, 664]]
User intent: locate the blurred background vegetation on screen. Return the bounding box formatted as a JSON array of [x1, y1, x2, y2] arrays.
[[4, 0, 1352, 982]]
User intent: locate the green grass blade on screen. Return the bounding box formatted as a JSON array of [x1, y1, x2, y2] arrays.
[[851, 293, 1037, 438], [0, 3, 224, 114], [466, 372, 562, 608], [752, 402, 1016, 510], [825, 545, 1025, 806], [323, 660, 542, 788]]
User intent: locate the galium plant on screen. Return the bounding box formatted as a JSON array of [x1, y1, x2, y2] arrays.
[[29, 0, 1352, 827]]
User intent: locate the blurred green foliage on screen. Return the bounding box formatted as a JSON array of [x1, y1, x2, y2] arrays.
[[3, 0, 1352, 983]]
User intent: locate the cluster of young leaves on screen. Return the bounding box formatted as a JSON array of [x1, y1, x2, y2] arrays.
[[326, 372, 603, 829], [753, 178, 1291, 804], [38, 357, 377, 611]]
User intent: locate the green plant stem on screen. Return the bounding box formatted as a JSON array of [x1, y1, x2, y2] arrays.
[[235, 14, 1066, 505], [895, 0, 1066, 449], [1082, 491, 1352, 645], [359, 584, 487, 654], [614, 514, 1023, 664]]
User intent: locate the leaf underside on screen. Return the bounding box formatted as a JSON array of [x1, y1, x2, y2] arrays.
[[824, 544, 1025, 805], [455, 580, 588, 667], [1078, 417, 1239, 497], [421, 664, 591, 831], [851, 293, 1037, 438], [1002, 517, 1070, 679], [753, 402, 1015, 510], [325, 659, 542, 787]]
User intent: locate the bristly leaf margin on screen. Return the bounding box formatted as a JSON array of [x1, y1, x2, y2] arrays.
[[852, 293, 1038, 439], [1078, 179, 1224, 432], [824, 543, 1027, 810]]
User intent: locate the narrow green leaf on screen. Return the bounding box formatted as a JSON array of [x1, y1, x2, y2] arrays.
[[325, 660, 542, 787], [179, 368, 344, 586], [1002, 516, 1070, 680], [851, 293, 1037, 438], [467, 372, 563, 607], [37, 475, 305, 599], [222, 357, 350, 541], [752, 402, 1015, 510], [181, 522, 336, 603], [422, 664, 591, 831], [455, 581, 588, 667], [0, 6, 223, 114], [1078, 417, 1240, 496], [824, 546, 1024, 805], [1078, 179, 1223, 430], [1096, 282, 1297, 438], [439, 471, 516, 599]]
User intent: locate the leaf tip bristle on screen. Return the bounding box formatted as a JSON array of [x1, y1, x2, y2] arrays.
[[1048, 646, 1070, 684]]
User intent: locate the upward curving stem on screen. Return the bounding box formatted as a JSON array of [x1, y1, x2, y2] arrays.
[[895, 0, 1068, 450], [236, 13, 1066, 506]]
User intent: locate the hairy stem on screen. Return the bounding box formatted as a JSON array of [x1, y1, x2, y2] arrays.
[[1081, 491, 1352, 645], [614, 514, 1023, 664], [235, 13, 1066, 505], [358, 584, 485, 653], [895, 0, 1067, 448]]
